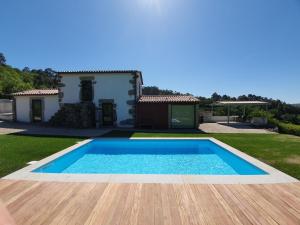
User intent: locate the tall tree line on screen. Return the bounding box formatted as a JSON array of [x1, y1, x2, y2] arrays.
[[0, 53, 57, 98]]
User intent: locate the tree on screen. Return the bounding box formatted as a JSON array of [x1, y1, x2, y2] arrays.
[[22, 67, 31, 72], [222, 94, 231, 100], [142, 86, 185, 95], [0, 53, 6, 65], [211, 92, 221, 101]]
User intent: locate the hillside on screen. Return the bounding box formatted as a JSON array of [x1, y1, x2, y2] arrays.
[[0, 54, 57, 98]]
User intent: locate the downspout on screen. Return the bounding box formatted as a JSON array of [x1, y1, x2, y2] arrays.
[[12, 96, 17, 122]]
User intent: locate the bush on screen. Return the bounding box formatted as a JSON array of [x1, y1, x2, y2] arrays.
[[249, 109, 271, 118], [277, 121, 300, 136], [49, 102, 95, 128], [248, 110, 300, 136], [267, 117, 300, 136]]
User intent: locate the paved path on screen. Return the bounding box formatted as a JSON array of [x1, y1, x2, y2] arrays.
[[199, 122, 275, 134], [0, 121, 111, 137]]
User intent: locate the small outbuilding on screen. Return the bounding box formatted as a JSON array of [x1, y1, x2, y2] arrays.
[[12, 89, 59, 123], [136, 95, 200, 129]]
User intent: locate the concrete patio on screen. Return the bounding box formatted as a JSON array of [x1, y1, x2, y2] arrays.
[[0, 121, 111, 137], [199, 122, 275, 134]]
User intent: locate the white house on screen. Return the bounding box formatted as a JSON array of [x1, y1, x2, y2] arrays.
[[12, 70, 200, 129], [58, 70, 143, 127], [12, 89, 59, 123], [13, 70, 143, 127]]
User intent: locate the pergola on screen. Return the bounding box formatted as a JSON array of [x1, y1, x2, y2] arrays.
[[211, 101, 269, 124]]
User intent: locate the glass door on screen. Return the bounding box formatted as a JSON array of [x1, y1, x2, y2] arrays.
[[171, 105, 195, 128]]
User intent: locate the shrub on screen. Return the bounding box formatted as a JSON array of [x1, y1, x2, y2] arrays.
[[249, 109, 272, 118], [276, 121, 300, 136], [267, 117, 300, 136], [248, 110, 300, 136]]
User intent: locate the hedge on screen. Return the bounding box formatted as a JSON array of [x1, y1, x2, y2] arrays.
[[268, 117, 300, 136]]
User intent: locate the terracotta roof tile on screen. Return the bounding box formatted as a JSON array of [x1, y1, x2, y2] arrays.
[[138, 95, 200, 103], [12, 89, 58, 96]]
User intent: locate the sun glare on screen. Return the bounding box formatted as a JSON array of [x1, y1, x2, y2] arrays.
[[138, 0, 162, 12]]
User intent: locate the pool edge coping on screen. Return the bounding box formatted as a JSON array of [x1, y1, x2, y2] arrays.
[[2, 137, 299, 184]]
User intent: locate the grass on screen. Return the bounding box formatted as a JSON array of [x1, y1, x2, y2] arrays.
[[0, 134, 82, 177], [1, 131, 300, 180]]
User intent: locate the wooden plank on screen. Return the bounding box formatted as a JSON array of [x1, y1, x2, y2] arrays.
[[104, 183, 131, 225], [44, 183, 107, 225], [84, 183, 129, 225], [222, 184, 278, 225], [231, 185, 280, 225], [0, 180, 18, 191], [0, 180, 300, 225], [9, 182, 76, 225], [212, 184, 254, 225], [137, 184, 155, 225], [240, 184, 300, 225], [253, 184, 300, 220], [209, 185, 244, 225], [0, 180, 38, 203], [26, 182, 83, 225], [119, 184, 142, 225], [172, 184, 206, 225], [190, 184, 238, 225], [160, 184, 182, 225]]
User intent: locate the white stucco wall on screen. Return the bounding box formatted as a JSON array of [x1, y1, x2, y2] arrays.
[[43, 96, 60, 121], [15, 96, 30, 122], [15, 95, 59, 122], [60, 73, 139, 127]]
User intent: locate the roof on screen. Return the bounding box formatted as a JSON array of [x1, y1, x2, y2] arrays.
[[213, 101, 269, 106], [58, 70, 141, 74], [12, 89, 59, 96], [138, 95, 200, 103], [58, 70, 143, 84]]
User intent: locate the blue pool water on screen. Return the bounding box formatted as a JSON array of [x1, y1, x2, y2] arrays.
[[33, 139, 267, 175]]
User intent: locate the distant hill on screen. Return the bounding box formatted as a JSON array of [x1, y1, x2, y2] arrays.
[[292, 104, 300, 108]]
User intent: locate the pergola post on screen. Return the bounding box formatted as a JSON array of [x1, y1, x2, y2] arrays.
[[227, 105, 230, 124], [212, 101, 268, 125]]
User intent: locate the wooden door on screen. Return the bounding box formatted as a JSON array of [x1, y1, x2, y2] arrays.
[[102, 103, 113, 126], [31, 99, 42, 122]]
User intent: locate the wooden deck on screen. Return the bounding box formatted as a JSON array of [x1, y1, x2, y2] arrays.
[[1, 180, 300, 225]]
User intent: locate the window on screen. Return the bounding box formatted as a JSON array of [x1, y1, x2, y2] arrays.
[[80, 80, 93, 102], [171, 105, 195, 128]]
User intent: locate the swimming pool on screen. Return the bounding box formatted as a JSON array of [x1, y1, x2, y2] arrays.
[[34, 139, 267, 175]]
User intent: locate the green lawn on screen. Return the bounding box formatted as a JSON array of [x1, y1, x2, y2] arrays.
[[0, 135, 82, 177], [1, 131, 300, 180]]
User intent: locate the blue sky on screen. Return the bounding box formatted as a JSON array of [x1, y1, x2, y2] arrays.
[[1, 0, 300, 103]]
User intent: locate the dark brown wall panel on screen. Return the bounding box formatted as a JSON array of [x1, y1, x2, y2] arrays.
[[136, 103, 169, 129]]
